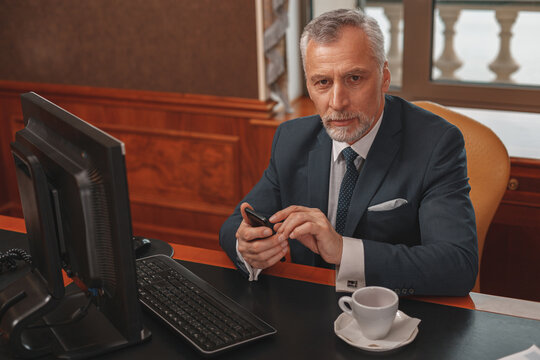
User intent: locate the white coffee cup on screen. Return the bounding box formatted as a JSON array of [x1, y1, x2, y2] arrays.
[[338, 286, 399, 340]]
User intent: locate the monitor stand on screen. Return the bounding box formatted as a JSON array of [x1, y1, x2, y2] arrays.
[[0, 272, 151, 359], [43, 286, 151, 359], [0, 270, 60, 358]]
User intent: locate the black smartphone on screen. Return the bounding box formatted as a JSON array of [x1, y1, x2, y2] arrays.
[[245, 207, 286, 262], [245, 207, 275, 233]]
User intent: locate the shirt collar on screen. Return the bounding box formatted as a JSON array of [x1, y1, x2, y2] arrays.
[[332, 111, 384, 162]]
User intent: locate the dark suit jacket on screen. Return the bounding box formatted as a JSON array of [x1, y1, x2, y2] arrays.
[[219, 95, 478, 296]]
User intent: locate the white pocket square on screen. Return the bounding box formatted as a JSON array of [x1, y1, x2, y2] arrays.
[[368, 198, 408, 212]]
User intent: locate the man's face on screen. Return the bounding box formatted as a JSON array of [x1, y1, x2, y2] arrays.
[[304, 26, 390, 144]]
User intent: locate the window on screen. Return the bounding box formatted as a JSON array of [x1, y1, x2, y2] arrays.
[[297, 0, 540, 113], [432, 1, 540, 87], [402, 0, 540, 112]]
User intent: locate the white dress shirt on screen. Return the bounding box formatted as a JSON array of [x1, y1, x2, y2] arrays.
[[237, 113, 384, 291], [331, 114, 383, 291]]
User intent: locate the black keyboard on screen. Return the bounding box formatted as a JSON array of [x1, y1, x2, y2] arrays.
[[136, 254, 276, 355]]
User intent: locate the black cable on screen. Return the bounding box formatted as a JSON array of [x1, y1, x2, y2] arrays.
[[0, 248, 33, 273]]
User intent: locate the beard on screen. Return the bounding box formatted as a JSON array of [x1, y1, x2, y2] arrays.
[[322, 111, 375, 143]]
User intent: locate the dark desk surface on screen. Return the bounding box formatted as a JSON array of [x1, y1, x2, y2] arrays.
[[1, 229, 539, 359]]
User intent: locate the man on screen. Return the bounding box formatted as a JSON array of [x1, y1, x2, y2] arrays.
[[219, 9, 478, 296]]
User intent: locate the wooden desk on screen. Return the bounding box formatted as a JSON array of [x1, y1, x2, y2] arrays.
[[0, 215, 471, 308], [2, 215, 539, 320], [1, 215, 539, 360]]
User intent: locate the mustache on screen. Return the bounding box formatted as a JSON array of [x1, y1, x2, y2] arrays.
[[322, 111, 362, 122]]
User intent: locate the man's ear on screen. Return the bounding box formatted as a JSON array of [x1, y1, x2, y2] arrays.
[[382, 61, 391, 91]]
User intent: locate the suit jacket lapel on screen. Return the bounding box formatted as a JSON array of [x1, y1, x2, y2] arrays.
[[344, 97, 403, 236], [308, 127, 332, 216]]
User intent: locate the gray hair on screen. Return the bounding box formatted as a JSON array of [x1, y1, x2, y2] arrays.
[[300, 8, 386, 70]]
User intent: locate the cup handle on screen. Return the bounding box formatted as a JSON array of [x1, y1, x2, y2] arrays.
[[338, 296, 353, 315]]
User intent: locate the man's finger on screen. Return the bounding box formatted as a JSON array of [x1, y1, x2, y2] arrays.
[[240, 235, 281, 256], [246, 243, 288, 269], [240, 202, 253, 224], [269, 205, 309, 223], [239, 224, 273, 242], [277, 211, 315, 241]]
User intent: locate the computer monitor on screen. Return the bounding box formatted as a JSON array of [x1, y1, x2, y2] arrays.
[[0, 92, 150, 358]]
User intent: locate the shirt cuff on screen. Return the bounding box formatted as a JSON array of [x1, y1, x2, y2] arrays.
[[335, 236, 366, 292], [236, 238, 263, 281]]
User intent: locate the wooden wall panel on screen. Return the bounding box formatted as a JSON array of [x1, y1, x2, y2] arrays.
[[130, 203, 227, 250], [241, 119, 283, 196], [0, 81, 276, 250], [0, 0, 259, 99], [0, 95, 24, 215], [102, 125, 240, 207], [481, 160, 540, 301]]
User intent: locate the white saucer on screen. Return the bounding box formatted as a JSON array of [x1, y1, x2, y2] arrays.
[[334, 310, 420, 352]]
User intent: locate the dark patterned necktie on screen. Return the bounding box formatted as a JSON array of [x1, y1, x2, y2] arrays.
[[335, 147, 359, 235]]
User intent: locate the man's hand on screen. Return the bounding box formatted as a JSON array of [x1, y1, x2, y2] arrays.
[[236, 202, 288, 270], [270, 205, 343, 265]]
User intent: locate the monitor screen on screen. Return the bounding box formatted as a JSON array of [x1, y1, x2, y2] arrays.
[[4, 92, 150, 357]]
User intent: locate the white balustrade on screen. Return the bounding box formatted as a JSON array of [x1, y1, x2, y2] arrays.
[[489, 8, 520, 83], [434, 6, 463, 80], [368, 1, 539, 86]]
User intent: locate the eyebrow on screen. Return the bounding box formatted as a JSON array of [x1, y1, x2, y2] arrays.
[[309, 67, 370, 83], [344, 68, 370, 76], [309, 74, 328, 83]]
